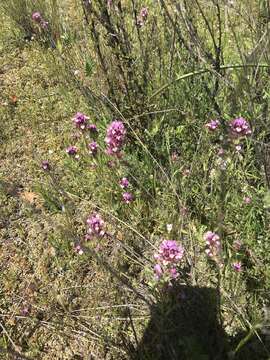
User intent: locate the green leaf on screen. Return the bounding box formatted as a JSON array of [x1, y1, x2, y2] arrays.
[[85, 59, 93, 77]]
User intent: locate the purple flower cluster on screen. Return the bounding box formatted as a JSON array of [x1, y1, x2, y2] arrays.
[[119, 177, 129, 189], [229, 117, 251, 137], [119, 177, 134, 203], [41, 160, 50, 171], [155, 240, 184, 266], [154, 264, 179, 280], [32, 12, 42, 22], [243, 196, 251, 204], [105, 120, 126, 156], [67, 117, 126, 159], [41, 20, 48, 29], [66, 145, 78, 156], [88, 141, 98, 156], [140, 7, 148, 19], [21, 305, 31, 316], [205, 117, 251, 139], [137, 7, 148, 27], [31, 11, 48, 29], [72, 112, 89, 130], [75, 244, 84, 255], [86, 213, 105, 237], [122, 192, 134, 204], [204, 231, 221, 257], [66, 113, 99, 158], [205, 119, 220, 131], [233, 262, 242, 272], [154, 240, 184, 281], [217, 148, 225, 157]]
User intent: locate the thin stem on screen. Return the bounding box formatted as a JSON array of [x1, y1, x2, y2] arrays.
[[149, 63, 270, 100]]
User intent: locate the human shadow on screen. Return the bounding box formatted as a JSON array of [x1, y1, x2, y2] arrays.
[[132, 285, 270, 360]]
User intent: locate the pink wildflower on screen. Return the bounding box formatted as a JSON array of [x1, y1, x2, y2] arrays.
[[84, 234, 92, 241], [41, 160, 50, 171], [140, 7, 148, 20], [66, 145, 78, 156], [154, 240, 184, 266], [204, 231, 221, 257], [32, 11, 48, 29], [233, 262, 242, 272], [169, 267, 179, 279], [243, 196, 251, 204], [86, 213, 105, 237], [72, 112, 89, 130], [75, 244, 84, 255], [122, 192, 134, 204], [119, 177, 129, 189], [229, 117, 252, 138], [153, 239, 184, 282], [205, 119, 220, 131], [88, 141, 98, 155], [21, 306, 31, 316], [105, 120, 126, 156], [32, 12, 42, 22], [154, 264, 163, 279], [217, 148, 225, 157], [137, 7, 148, 27], [40, 20, 48, 29]]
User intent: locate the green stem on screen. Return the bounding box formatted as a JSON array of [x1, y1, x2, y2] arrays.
[[149, 63, 270, 101]]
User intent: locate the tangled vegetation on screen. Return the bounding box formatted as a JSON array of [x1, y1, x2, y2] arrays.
[[1, 1, 270, 359]]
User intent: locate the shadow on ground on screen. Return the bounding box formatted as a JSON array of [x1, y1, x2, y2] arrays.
[[132, 285, 270, 360]]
